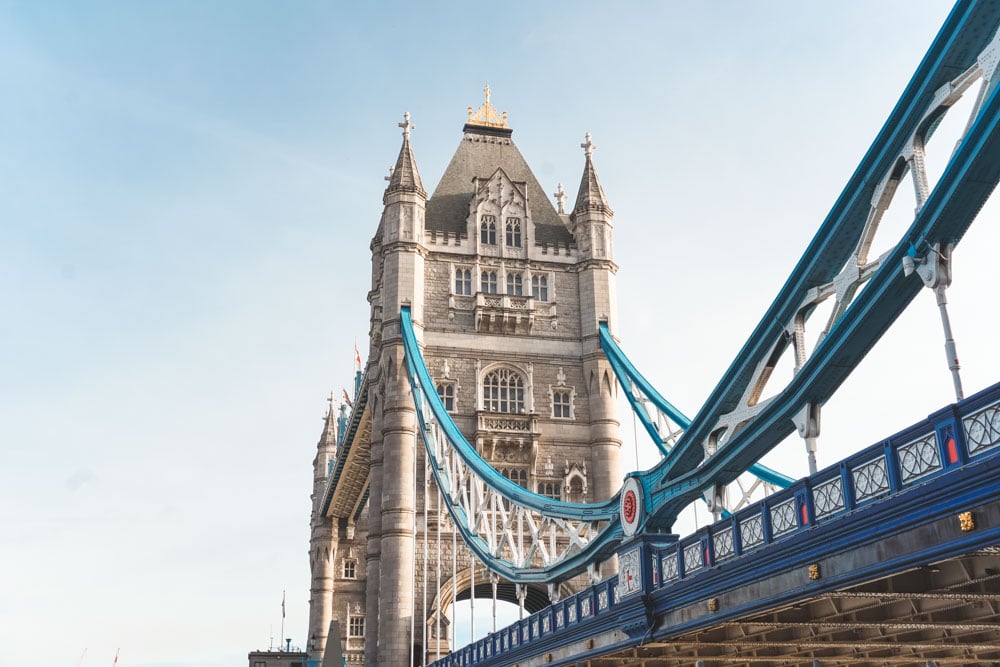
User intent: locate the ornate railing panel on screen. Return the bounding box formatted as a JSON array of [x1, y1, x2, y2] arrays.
[[813, 477, 845, 520], [899, 434, 942, 484], [964, 402, 1000, 455]]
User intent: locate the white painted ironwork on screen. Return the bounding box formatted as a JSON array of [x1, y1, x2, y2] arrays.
[[740, 514, 765, 550], [694, 26, 1000, 477], [770, 497, 798, 537], [713, 526, 735, 561], [662, 553, 679, 582], [898, 433, 942, 484], [853, 455, 890, 502], [722, 473, 781, 515], [418, 398, 609, 576], [682, 542, 703, 573], [964, 399, 1000, 455], [813, 477, 845, 519]]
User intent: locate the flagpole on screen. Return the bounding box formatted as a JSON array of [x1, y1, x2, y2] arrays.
[[280, 589, 286, 651]]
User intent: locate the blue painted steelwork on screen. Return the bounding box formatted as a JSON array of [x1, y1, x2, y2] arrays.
[[429, 379, 1000, 667], [400, 307, 625, 582], [635, 0, 1000, 530], [599, 322, 794, 489], [328, 0, 1000, 587], [598, 321, 688, 456], [400, 308, 618, 520], [336, 403, 349, 447]]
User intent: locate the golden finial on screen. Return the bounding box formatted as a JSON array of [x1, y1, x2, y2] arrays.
[[467, 84, 508, 128]]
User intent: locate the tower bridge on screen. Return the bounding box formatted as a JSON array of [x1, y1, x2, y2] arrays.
[[307, 2, 1000, 665]]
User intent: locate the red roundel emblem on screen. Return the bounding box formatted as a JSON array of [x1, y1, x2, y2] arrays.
[[623, 489, 637, 523], [621, 477, 643, 536]]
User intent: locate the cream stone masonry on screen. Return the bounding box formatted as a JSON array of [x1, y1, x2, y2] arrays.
[[308, 97, 623, 667]]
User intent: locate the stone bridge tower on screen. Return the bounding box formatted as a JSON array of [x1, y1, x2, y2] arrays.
[[308, 90, 623, 667]]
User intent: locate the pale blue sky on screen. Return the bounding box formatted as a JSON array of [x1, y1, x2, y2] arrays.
[[5, 2, 1000, 666]]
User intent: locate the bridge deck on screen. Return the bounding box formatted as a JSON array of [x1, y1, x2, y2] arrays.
[[434, 381, 1000, 667]]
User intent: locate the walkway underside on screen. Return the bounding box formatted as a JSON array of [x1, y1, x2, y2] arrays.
[[583, 548, 1000, 666]]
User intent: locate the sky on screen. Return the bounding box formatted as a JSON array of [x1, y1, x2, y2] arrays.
[[3, 1, 1000, 666]]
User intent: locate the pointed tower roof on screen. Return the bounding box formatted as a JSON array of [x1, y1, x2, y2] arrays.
[[313, 392, 339, 474], [385, 112, 426, 198], [572, 133, 613, 218], [319, 392, 338, 450], [425, 88, 574, 245]]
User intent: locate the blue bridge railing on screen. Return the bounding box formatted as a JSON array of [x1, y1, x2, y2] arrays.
[[430, 379, 1000, 667]]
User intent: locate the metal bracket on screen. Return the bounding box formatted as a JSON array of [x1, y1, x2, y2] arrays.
[[793, 402, 821, 474], [703, 482, 725, 521], [903, 243, 964, 401], [903, 242, 952, 289]]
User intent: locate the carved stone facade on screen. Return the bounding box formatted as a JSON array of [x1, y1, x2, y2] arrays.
[[309, 96, 622, 667]]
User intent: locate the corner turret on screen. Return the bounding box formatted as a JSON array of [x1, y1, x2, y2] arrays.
[[384, 112, 426, 200], [570, 133, 615, 266], [307, 394, 341, 663], [378, 112, 428, 252], [571, 133, 622, 551], [571, 133, 613, 218]]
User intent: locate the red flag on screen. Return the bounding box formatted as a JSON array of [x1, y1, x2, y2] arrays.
[[113, 649, 119, 665], [342, 388, 353, 408], [354, 341, 362, 369]]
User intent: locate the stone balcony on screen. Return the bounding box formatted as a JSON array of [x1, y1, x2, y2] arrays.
[[475, 411, 540, 462], [476, 411, 537, 435], [474, 292, 535, 333]]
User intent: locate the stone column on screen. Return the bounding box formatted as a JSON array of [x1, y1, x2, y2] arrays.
[[364, 394, 384, 667], [376, 346, 417, 667], [308, 517, 337, 662], [584, 352, 622, 578]]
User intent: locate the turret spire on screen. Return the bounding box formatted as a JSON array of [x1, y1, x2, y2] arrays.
[[321, 391, 338, 450], [572, 132, 613, 217], [385, 111, 426, 198]]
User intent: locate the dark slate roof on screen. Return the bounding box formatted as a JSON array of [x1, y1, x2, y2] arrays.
[[425, 126, 574, 245], [385, 132, 426, 198]]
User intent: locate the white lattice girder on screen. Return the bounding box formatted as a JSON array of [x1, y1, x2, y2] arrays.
[[693, 29, 1000, 473], [422, 409, 607, 573]]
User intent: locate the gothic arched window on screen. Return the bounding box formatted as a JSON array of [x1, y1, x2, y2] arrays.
[[436, 383, 455, 411], [505, 218, 522, 247], [537, 481, 559, 500], [481, 270, 498, 294], [480, 215, 497, 245], [455, 268, 471, 295], [483, 367, 525, 414], [552, 390, 571, 418], [531, 275, 548, 301], [506, 273, 522, 296]]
